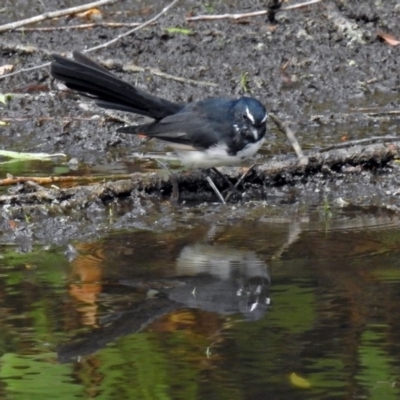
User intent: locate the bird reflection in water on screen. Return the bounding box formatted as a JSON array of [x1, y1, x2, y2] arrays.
[[58, 240, 270, 362]]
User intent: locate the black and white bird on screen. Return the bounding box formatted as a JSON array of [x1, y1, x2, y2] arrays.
[[50, 51, 268, 197]]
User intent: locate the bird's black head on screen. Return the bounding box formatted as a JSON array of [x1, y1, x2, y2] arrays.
[[232, 97, 268, 144]]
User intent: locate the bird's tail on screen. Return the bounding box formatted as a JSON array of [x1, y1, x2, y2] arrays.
[[50, 51, 182, 120]]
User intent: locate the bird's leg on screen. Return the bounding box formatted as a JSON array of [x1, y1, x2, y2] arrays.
[[156, 160, 179, 204], [211, 167, 234, 188], [206, 176, 226, 204], [233, 163, 257, 190], [208, 166, 256, 202], [225, 164, 257, 202], [157, 162, 226, 204], [208, 167, 234, 203]]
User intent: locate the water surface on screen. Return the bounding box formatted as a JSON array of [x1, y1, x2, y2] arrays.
[[1, 208, 400, 399]]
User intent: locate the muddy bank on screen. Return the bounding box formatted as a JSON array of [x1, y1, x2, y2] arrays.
[[0, 0, 399, 246]]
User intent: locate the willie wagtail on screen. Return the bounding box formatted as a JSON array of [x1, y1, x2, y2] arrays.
[[50, 51, 268, 173]]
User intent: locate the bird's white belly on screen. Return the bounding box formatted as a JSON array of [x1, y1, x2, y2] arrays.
[[176, 138, 265, 169]]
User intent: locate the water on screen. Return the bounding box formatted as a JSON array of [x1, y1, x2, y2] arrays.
[[1, 208, 400, 399]]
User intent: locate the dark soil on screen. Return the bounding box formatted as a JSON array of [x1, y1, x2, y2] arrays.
[[0, 0, 400, 247]]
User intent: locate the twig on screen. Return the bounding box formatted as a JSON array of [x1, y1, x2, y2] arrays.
[[0, 0, 179, 81], [120, 62, 217, 87], [276, 0, 324, 11], [0, 62, 51, 79], [86, 0, 179, 53], [70, 57, 216, 86], [1, 116, 99, 122], [0, 43, 47, 56], [269, 113, 308, 165], [350, 107, 400, 113], [320, 136, 400, 152], [0, 174, 134, 186], [354, 110, 400, 117], [0, 0, 119, 33], [16, 22, 157, 32], [186, 0, 323, 22], [188, 10, 267, 21], [310, 109, 400, 124]]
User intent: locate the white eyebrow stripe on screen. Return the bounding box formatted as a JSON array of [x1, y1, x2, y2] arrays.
[[261, 113, 268, 123], [245, 106, 255, 124]]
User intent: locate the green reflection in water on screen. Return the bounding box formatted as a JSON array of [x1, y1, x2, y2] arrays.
[[269, 284, 316, 333], [358, 325, 400, 400], [97, 334, 171, 400], [0, 353, 83, 399]]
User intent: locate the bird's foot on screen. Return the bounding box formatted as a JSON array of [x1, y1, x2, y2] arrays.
[[225, 164, 257, 202], [206, 165, 257, 203], [156, 159, 179, 204]]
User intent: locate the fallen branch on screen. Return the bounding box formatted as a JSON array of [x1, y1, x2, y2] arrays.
[[0, 0, 119, 33], [186, 0, 324, 22], [0, 140, 398, 206], [257, 141, 399, 184], [0, 173, 156, 206]]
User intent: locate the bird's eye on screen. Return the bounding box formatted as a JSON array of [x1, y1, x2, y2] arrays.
[[242, 113, 249, 121]]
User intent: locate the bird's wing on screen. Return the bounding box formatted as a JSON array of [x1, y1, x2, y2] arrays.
[[118, 111, 232, 149]]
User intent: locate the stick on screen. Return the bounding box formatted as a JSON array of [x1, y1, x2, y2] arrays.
[[275, 0, 324, 11], [0, 116, 98, 123], [188, 10, 267, 21], [96, 59, 216, 86], [0, 0, 119, 33], [269, 113, 308, 165], [320, 136, 400, 152], [86, 0, 179, 53], [186, 0, 324, 22]]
